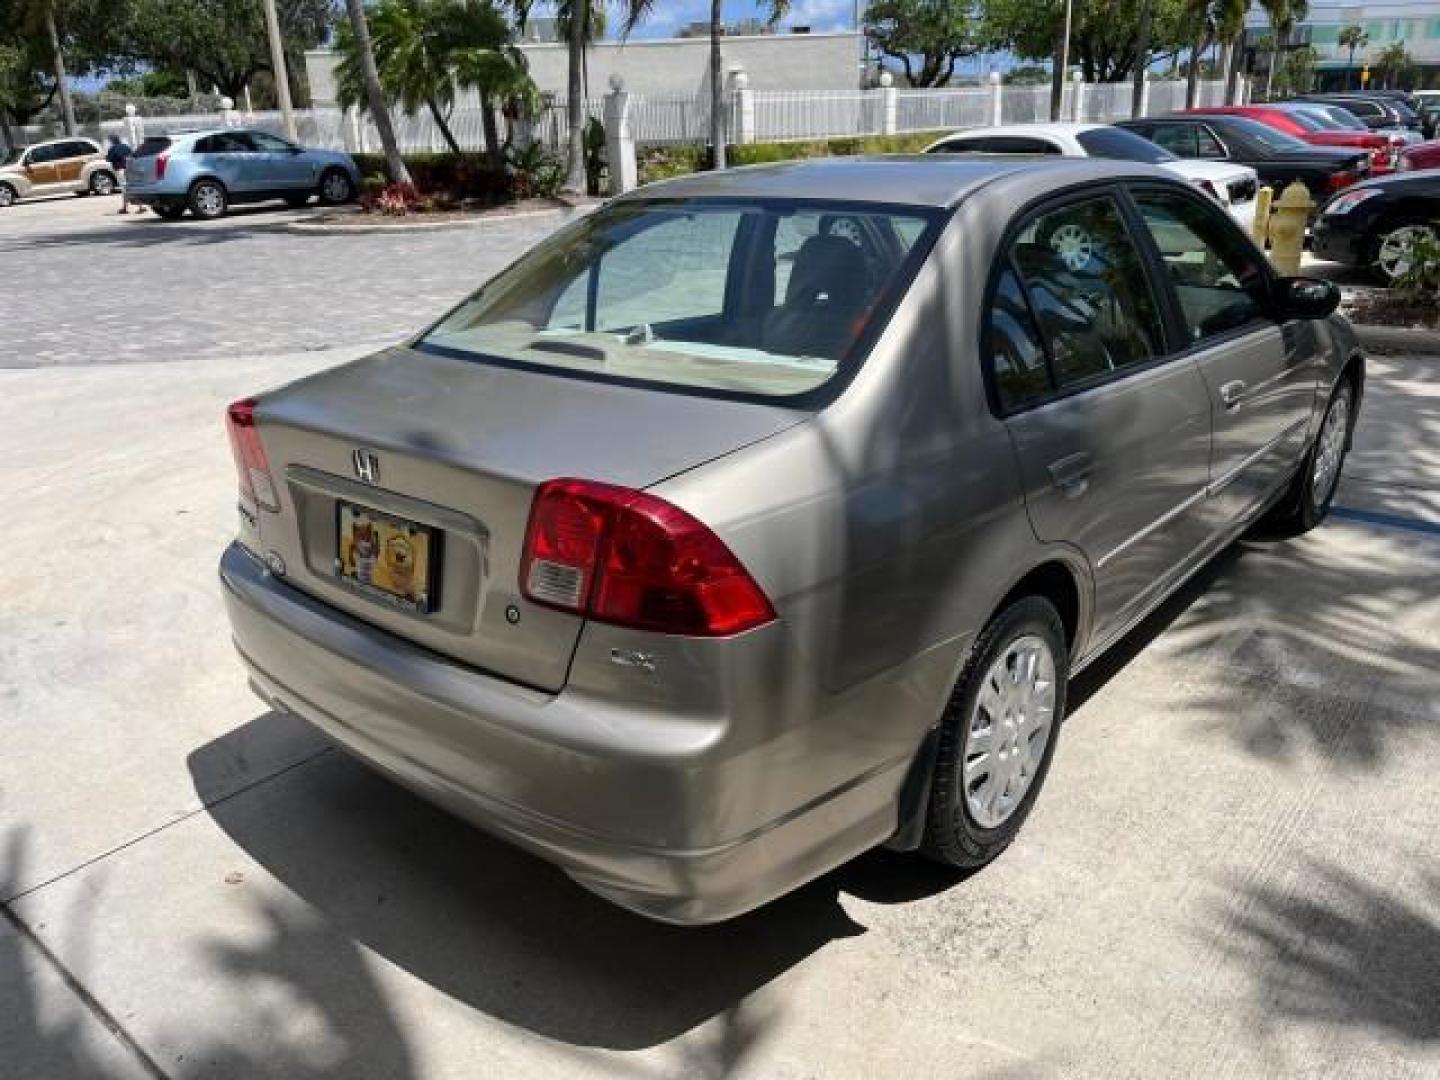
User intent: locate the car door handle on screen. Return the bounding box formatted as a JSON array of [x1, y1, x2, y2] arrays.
[[1219, 380, 1247, 409], [1048, 452, 1093, 499]]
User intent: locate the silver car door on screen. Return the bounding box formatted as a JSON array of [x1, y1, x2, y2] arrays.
[[1128, 185, 1319, 526], [993, 190, 1213, 644]]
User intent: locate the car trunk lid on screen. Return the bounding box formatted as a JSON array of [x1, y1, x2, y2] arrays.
[[246, 345, 804, 691]]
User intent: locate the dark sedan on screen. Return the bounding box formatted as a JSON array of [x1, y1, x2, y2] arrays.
[[1117, 114, 1370, 205], [1312, 170, 1440, 282]]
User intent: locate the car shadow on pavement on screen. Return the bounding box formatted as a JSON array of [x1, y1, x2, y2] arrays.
[[0, 204, 330, 253], [187, 714, 866, 1057]]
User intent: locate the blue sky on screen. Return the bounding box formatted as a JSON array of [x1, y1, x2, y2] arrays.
[[544, 1, 860, 38]]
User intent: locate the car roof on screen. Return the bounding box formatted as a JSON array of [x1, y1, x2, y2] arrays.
[[931, 122, 1105, 139], [628, 155, 1171, 210]]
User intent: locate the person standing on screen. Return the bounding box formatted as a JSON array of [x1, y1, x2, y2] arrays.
[[120, 105, 147, 214], [105, 135, 134, 214]]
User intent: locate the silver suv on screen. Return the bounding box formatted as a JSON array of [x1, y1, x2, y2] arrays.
[[219, 157, 1361, 924]]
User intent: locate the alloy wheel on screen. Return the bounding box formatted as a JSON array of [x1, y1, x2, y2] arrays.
[[1049, 224, 1096, 272], [1376, 225, 1435, 281], [193, 183, 225, 218], [963, 634, 1057, 829], [91, 172, 115, 196], [0, 184, 14, 207], [321, 171, 351, 203]]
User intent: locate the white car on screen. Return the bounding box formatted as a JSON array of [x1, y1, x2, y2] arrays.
[[925, 122, 1259, 233]]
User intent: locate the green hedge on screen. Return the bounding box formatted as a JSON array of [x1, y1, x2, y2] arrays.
[[638, 131, 952, 186]]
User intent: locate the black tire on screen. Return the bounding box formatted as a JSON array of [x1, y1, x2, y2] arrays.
[[922, 596, 1068, 869], [152, 203, 186, 221], [1367, 218, 1436, 285], [1267, 378, 1355, 535], [188, 178, 228, 220], [89, 170, 117, 196], [0, 183, 16, 208], [317, 167, 355, 206]]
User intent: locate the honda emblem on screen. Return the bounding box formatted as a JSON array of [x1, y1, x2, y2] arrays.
[[352, 448, 380, 485]]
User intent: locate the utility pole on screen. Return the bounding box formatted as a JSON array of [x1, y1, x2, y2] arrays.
[[261, 0, 298, 139]]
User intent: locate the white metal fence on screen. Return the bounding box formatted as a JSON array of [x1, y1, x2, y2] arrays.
[[14, 78, 1234, 156]]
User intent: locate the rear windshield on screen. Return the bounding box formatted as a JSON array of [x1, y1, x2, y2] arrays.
[[1076, 126, 1177, 164], [133, 137, 172, 158], [421, 199, 942, 400]]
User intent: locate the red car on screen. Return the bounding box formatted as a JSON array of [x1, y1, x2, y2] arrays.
[[1183, 106, 1397, 174], [1398, 141, 1440, 172]]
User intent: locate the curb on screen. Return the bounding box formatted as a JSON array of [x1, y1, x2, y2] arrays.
[[1350, 323, 1440, 354], [285, 203, 582, 235]]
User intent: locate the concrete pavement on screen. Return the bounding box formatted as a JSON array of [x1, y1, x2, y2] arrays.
[[2, 197, 1439, 1079]]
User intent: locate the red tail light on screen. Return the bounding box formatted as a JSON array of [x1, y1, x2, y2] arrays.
[[225, 398, 279, 511], [1327, 169, 1357, 192], [155, 152, 169, 180], [521, 479, 776, 637]]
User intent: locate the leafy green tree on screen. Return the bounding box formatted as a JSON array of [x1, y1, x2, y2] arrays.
[[123, 0, 331, 102], [1338, 23, 1367, 91], [1278, 43, 1317, 94], [511, 1, 606, 199], [862, 0, 986, 88], [337, 0, 533, 169], [988, 0, 1192, 83]]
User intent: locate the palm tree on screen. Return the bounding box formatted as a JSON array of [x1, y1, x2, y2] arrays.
[[623, 0, 789, 170], [1183, 0, 1215, 109], [1338, 24, 1368, 90], [27, 1, 74, 135], [1374, 40, 1411, 90], [1261, 0, 1307, 101], [342, 0, 412, 186], [337, 0, 533, 168], [511, 1, 603, 200], [1209, 0, 1246, 103]]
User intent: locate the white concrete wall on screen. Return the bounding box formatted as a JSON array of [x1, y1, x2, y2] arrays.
[[305, 32, 863, 108]]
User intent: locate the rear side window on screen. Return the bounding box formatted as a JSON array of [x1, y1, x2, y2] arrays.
[[986, 136, 1063, 155], [929, 137, 988, 153], [59, 140, 95, 158], [1006, 196, 1165, 389], [1196, 127, 1227, 158], [134, 137, 171, 158], [1132, 190, 1269, 343], [195, 133, 251, 153], [1076, 126, 1175, 164], [1148, 124, 1198, 158]]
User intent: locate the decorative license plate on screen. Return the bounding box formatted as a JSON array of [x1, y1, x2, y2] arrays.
[[335, 501, 439, 614]]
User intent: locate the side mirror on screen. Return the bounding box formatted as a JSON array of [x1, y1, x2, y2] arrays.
[[1275, 276, 1340, 321]]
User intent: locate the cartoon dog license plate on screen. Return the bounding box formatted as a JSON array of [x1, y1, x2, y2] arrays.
[[334, 501, 438, 614]]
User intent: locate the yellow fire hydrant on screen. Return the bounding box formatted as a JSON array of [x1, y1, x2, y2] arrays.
[[1268, 181, 1313, 276]]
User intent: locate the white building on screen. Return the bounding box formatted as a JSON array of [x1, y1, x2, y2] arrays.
[[305, 30, 865, 109], [1246, 0, 1440, 87]]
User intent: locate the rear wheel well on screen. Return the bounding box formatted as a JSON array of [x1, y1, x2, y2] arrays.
[[997, 561, 1080, 655]]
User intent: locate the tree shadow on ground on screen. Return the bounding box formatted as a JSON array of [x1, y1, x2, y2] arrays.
[[1210, 857, 1440, 1044], [1, 825, 419, 1080], [187, 714, 864, 1058]]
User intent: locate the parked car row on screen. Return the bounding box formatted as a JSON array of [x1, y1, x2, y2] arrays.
[[0, 128, 360, 219]]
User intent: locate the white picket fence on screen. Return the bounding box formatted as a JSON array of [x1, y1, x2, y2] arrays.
[[16, 79, 1234, 156]]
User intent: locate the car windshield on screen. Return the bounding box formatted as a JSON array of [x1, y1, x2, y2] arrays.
[[422, 199, 941, 399], [1226, 117, 1310, 151], [1076, 126, 1178, 164]]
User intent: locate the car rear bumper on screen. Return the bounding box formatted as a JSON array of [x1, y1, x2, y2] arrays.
[[219, 542, 905, 924]]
